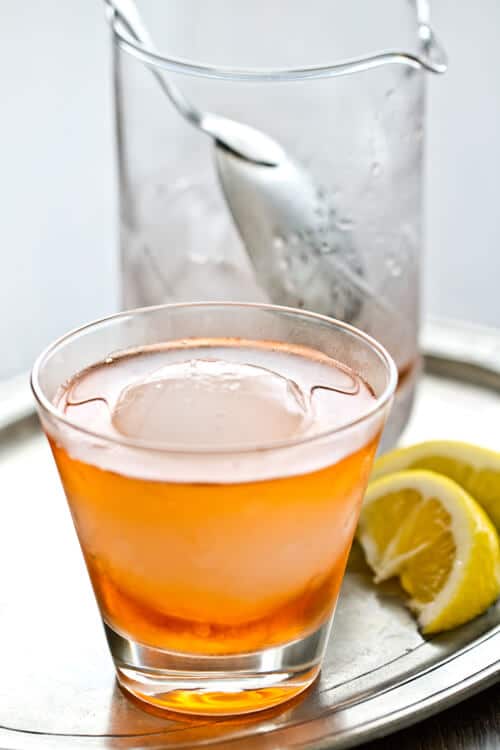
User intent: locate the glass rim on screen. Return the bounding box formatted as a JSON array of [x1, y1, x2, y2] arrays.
[[31, 301, 397, 455], [112, 31, 421, 82], [107, 3, 444, 82]]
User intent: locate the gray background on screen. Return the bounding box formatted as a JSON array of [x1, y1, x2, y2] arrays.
[[2, 1, 498, 379]]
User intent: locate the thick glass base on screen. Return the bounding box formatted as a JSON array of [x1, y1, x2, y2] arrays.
[[105, 622, 327, 716]]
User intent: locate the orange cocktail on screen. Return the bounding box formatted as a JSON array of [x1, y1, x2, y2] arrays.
[[32, 304, 395, 716]]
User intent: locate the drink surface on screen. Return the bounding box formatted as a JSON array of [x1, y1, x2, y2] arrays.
[[55, 338, 375, 454], [51, 339, 378, 654]]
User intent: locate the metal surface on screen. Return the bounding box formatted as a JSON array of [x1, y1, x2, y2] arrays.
[[1, 319, 500, 749]]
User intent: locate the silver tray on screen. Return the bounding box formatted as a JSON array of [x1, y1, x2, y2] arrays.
[[2, 318, 500, 750]]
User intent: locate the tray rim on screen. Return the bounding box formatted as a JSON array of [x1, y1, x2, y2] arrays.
[[1, 316, 500, 750]]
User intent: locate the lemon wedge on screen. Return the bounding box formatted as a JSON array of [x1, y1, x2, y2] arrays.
[[372, 441, 500, 529], [357, 470, 500, 633]]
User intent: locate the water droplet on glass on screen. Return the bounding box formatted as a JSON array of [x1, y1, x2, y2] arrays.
[[273, 235, 285, 250], [278, 258, 289, 272], [190, 252, 208, 265], [386, 254, 402, 277], [290, 233, 299, 246], [371, 162, 382, 177], [386, 88, 395, 99], [336, 217, 354, 231]]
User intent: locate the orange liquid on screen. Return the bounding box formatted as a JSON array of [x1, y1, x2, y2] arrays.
[[51, 435, 376, 654], [51, 338, 378, 656]]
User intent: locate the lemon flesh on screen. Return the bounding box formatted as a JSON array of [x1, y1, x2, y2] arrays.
[[372, 440, 500, 529], [357, 470, 500, 633]]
